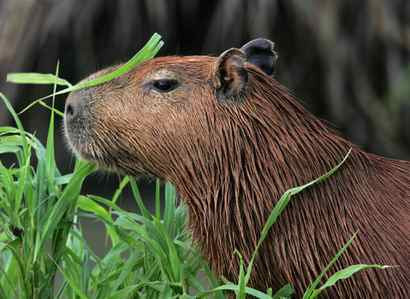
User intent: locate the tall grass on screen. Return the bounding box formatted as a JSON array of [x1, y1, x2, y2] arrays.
[[0, 34, 388, 298]]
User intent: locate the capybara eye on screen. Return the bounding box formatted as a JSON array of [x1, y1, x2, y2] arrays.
[[152, 79, 179, 93]]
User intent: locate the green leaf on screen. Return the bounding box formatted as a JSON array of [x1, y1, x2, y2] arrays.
[[164, 182, 177, 230], [244, 149, 352, 286], [0, 144, 20, 154], [45, 62, 59, 192], [235, 250, 246, 299], [313, 264, 391, 297], [0, 127, 45, 161], [107, 285, 140, 299], [129, 177, 151, 219], [17, 33, 163, 115], [152, 216, 181, 282], [197, 283, 272, 299], [73, 33, 163, 91], [0, 93, 28, 157], [3, 240, 29, 297], [14, 143, 32, 217], [6, 73, 72, 87], [34, 160, 96, 261], [112, 176, 129, 204], [155, 179, 161, 219], [272, 284, 294, 299], [52, 254, 90, 299], [303, 233, 357, 299], [55, 173, 74, 185], [77, 196, 119, 245], [37, 100, 65, 117]]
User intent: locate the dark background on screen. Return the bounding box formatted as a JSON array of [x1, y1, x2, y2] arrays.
[[1, 0, 409, 209]]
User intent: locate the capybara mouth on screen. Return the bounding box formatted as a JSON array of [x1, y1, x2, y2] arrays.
[[63, 121, 101, 164], [63, 129, 121, 172], [64, 112, 150, 177]]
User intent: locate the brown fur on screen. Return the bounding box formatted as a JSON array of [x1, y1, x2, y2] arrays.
[[64, 55, 410, 298]]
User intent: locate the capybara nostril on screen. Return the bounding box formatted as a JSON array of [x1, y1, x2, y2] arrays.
[[64, 91, 87, 121], [64, 97, 79, 120], [66, 103, 74, 117]]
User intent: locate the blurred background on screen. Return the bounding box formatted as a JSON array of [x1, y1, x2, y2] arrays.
[[0, 0, 409, 251]]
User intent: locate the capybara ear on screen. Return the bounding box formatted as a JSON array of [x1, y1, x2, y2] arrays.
[[241, 38, 278, 76], [213, 48, 248, 101]]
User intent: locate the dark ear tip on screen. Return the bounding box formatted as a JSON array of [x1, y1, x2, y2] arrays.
[[240, 38, 278, 76], [241, 38, 276, 53]]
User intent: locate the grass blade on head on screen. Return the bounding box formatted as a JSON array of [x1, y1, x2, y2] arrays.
[[12, 33, 164, 115]]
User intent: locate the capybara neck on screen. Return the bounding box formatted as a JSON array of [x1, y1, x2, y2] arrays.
[[168, 69, 409, 297]]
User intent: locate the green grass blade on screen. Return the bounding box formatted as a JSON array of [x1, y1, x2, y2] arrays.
[[152, 216, 181, 282], [73, 33, 163, 91], [6, 73, 72, 87], [14, 142, 32, 218], [197, 283, 272, 299], [16, 33, 163, 115], [0, 283, 11, 299], [303, 233, 357, 299], [0, 250, 22, 299], [4, 241, 29, 297], [55, 173, 74, 185], [77, 195, 119, 245], [0, 93, 28, 156], [0, 144, 20, 154], [45, 62, 59, 190], [38, 100, 64, 117], [315, 264, 391, 297], [112, 176, 130, 204], [164, 182, 177, 230], [107, 285, 140, 299], [155, 179, 161, 219], [34, 160, 96, 261], [17, 89, 71, 115], [52, 255, 89, 299], [129, 177, 151, 219], [0, 162, 14, 208], [271, 283, 294, 299], [0, 127, 45, 161], [234, 250, 246, 299], [244, 149, 352, 285]]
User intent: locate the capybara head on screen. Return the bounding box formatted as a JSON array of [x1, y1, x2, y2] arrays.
[[64, 38, 410, 297], [64, 39, 278, 179]]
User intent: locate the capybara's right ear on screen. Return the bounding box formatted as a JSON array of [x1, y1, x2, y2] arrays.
[[241, 38, 278, 76], [213, 48, 248, 101]]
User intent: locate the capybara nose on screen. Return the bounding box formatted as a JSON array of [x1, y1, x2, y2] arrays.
[[65, 102, 75, 118], [64, 90, 87, 121]]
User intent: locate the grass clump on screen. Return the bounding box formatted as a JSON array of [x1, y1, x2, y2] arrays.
[[0, 33, 389, 298]]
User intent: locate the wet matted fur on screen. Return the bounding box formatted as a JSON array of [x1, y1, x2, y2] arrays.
[[64, 44, 410, 298]]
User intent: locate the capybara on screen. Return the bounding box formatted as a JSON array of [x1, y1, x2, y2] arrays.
[[64, 38, 410, 298]]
